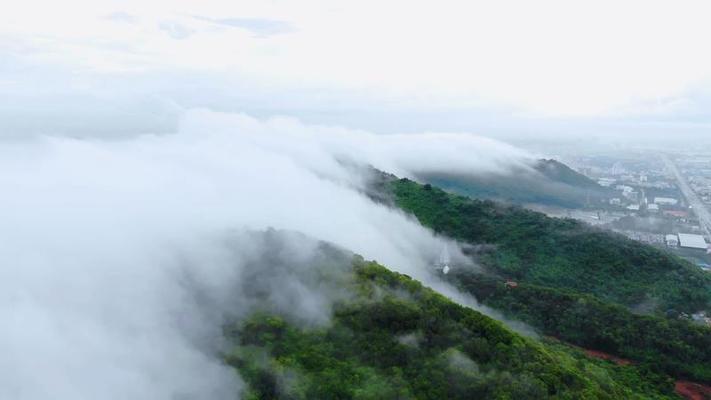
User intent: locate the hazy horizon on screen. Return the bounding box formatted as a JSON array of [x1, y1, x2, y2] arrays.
[[2, 1, 711, 148]]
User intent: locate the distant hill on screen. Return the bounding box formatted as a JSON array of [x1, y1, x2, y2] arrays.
[[416, 158, 609, 208], [535, 159, 602, 189]]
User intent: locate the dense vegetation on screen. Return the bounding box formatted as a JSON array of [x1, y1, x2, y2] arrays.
[[225, 259, 677, 399], [418, 159, 609, 208], [390, 177, 711, 314], [450, 272, 711, 384]]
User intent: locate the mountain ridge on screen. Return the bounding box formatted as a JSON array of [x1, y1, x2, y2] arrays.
[[416, 158, 609, 208]]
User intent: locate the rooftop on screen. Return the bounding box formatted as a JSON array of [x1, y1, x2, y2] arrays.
[[678, 233, 708, 250]]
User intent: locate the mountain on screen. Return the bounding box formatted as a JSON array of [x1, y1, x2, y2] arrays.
[[416, 159, 609, 208], [381, 175, 711, 386], [216, 171, 711, 397], [224, 246, 677, 399], [388, 177, 711, 313], [535, 159, 602, 189]]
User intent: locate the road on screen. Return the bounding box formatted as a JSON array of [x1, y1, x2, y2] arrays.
[[662, 155, 711, 238]]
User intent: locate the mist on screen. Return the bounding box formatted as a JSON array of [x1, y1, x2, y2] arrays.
[[0, 109, 533, 399]]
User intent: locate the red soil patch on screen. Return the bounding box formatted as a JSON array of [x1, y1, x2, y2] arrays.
[[675, 381, 711, 400], [583, 349, 632, 366], [544, 337, 634, 366]]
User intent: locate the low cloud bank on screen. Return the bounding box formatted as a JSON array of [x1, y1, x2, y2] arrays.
[[0, 110, 533, 399], [182, 110, 535, 179]]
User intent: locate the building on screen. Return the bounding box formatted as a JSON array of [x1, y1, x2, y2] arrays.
[[611, 162, 626, 175], [665, 234, 679, 247], [691, 312, 711, 327], [597, 178, 616, 187], [623, 191, 638, 201], [436, 245, 451, 274], [648, 204, 659, 212], [654, 197, 678, 206], [677, 233, 708, 250], [617, 185, 634, 193], [663, 210, 689, 219], [627, 204, 640, 211]]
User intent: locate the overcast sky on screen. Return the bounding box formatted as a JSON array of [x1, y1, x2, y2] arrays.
[[2, 0, 711, 143]]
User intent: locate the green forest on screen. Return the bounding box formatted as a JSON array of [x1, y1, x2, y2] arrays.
[[226, 259, 678, 399], [222, 175, 711, 398], [451, 273, 711, 384], [386, 177, 711, 387], [390, 177, 711, 313]]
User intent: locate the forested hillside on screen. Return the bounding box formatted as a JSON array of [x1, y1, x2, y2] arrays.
[[217, 177, 711, 398], [389, 177, 711, 314], [451, 273, 711, 384], [225, 258, 677, 399]]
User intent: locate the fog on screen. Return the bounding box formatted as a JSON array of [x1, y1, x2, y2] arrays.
[[0, 109, 533, 399]]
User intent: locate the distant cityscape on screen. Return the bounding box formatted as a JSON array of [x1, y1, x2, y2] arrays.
[[545, 151, 711, 276]]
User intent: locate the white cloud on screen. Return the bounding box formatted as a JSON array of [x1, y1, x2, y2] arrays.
[[0, 109, 528, 399], [158, 20, 195, 40], [193, 16, 295, 38], [104, 11, 139, 24], [2, 0, 711, 116]]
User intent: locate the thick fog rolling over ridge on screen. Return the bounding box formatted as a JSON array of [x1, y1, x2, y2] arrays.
[[0, 109, 535, 399]]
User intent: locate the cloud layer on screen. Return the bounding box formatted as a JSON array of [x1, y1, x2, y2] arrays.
[[0, 109, 531, 399], [3, 0, 711, 117]]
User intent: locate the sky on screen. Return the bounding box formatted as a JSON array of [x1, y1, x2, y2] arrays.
[[2, 0, 711, 143]]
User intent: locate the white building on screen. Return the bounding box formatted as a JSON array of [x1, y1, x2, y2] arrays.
[[598, 178, 616, 187], [665, 234, 679, 247], [678, 233, 708, 250], [654, 197, 678, 206], [616, 185, 634, 193], [648, 204, 659, 212]]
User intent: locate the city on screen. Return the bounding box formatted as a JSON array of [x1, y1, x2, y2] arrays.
[[559, 151, 711, 272]]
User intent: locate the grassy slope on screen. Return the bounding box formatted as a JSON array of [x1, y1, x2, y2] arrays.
[[225, 259, 676, 399], [390, 178, 711, 313]]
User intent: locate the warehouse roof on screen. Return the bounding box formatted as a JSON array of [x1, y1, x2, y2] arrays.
[[678, 233, 708, 250]]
